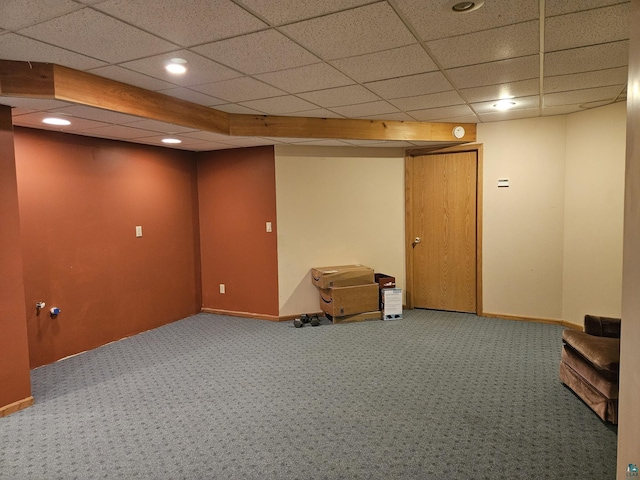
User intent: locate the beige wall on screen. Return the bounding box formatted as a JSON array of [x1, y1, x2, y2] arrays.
[[477, 116, 568, 320], [275, 145, 405, 317], [563, 102, 626, 325]]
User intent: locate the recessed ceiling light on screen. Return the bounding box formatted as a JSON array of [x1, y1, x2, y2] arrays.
[[42, 117, 71, 126], [162, 138, 182, 144], [165, 58, 187, 74], [451, 1, 484, 13], [493, 100, 517, 111]]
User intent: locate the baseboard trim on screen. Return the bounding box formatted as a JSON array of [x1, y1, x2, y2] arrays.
[[482, 312, 582, 330], [201, 308, 280, 322], [0, 396, 34, 418]]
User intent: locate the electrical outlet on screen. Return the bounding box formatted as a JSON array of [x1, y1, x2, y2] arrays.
[[135, 225, 143, 237], [266, 221, 272, 233], [220, 284, 225, 294]]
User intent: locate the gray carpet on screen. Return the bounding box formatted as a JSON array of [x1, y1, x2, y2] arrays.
[[0, 310, 616, 479]]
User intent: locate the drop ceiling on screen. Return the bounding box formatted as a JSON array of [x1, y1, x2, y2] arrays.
[[0, 0, 630, 151]]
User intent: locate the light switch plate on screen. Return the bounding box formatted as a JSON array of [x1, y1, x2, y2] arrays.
[[135, 225, 143, 237]]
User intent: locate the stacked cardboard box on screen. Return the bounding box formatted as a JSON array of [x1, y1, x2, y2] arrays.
[[311, 265, 380, 323]]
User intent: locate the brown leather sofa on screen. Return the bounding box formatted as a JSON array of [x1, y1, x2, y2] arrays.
[[559, 315, 621, 424]]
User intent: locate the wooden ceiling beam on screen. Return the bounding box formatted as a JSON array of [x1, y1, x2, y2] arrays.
[[0, 60, 476, 143]]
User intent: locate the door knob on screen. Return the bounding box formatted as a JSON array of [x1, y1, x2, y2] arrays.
[[412, 236, 421, 247]]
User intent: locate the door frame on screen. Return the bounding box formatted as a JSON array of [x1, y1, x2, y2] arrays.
[[405, 143, 483, 314]]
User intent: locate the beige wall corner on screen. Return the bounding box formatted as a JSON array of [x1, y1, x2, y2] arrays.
[[275, 145, 405, 317], [562, 102, 626, 326]]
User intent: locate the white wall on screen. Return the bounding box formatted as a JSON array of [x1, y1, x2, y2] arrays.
[[478, 116, 568, 320], [275, 145, 405, 317], [563, 102, 626, 325]]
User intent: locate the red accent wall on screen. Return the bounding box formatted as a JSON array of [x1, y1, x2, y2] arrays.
[[197, 146, 279, 317], [0, 108, 32, 407], [14, 128, 202, 368]]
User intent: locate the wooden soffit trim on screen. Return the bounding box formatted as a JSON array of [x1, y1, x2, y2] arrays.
[[0, 60, 476, 143]]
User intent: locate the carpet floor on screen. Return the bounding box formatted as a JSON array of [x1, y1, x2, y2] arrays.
[[0, 309, 617, 479]]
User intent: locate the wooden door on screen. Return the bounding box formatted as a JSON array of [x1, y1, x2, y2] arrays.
[[411, 151, 477, 312]]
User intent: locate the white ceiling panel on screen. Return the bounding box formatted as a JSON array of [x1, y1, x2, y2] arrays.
[[191, 77, 286, 102], [364, 71, 453, 99], [298, 85, 381, 108], [49, 105, 142, 125], [0, 0, 82, 30], [408, 105, 477, 122], [447, 55, 540, 89], [427, 21, 539, 70], [77, 124, 162, 139], [12, 111, 108, 130], [478, 107, 541, 122], [256, 63, 355, 93], [545, 3, 629, 52], [545, 41, 629, 76], [156, 87, 226, 107], [461, 79, 540, 103], [544, 85, 624, 106], [236, 0, 377, 25], [0, 98, 74, 114], [125, 119, 198, 134], [213, 104, 265, 115], [286, 108, 344, 118], [0, 33, 107, 70], [544, 67, 628, 93], [395, 0, 538, 41], [330, 44, 438, 83], [193, 30, 319, 75], [354, 112, 416, 121], [85, 65, 176, 91], [472, 95, 540, 114], [94, 0, 266, 47], [389, 91, 466, 112], [546, 0, 626, 16], [18, 9, 177, 63], [329, 100, 399, 118], [180, 130, 239, 143], [239, 96, 318, 115], [280, 2, 415, 60], [120, 50, 242, 87]]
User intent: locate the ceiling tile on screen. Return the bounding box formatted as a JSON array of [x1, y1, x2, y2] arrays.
[[298, 85, 380, 108], [287, 108, 344, 118], [364, 71, 453, 99], [180, 130, 237, 143], [329, 100, 399, 118], [86, 65, 176, 91], [120, 50, 242, 87], [541, 104, 585, 116], [546, 0, 626, 16], [353, 112, 416, 121], [236, 0, 376, 25], [213, 104, 265, 115], [330, 44, 438, 83], [12, 111, 108, 130], [191, 77, 286, 102], [94, 0, 267, 47], [544, 67, 627, 93], [280, 2, 416, 60], [239, 96, 318, 114], [0, 0, 81, 30], [447, 55, 539, 89], [389, 90, 466, 112], [296, 139, 354, 147], [124, 119, 198, 134], [0, 33, 107, 69], [131, 134, 206, 148], [408, 104, 477, 122], [156, 87, 226, 106], [427, 21, 539, 70], [3, 98, 73, 114], [256, 63, 355, 93], [545, 3, 629, 52], [544, 85, 624, 106], [217, 136, 275, 147], [544, 41, 629, 76], [193, 29, 319, 75], [49, 105, 142, 124], [18, 9, 177, 63], [472, 95, 540, 114], [478, 107, 541, 122], [461, 79, 540, 103], [395, 0, 538, 41], [78, 124, 161, 139]]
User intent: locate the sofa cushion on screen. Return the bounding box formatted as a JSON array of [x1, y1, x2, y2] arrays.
[[562, 329, 620, 380]]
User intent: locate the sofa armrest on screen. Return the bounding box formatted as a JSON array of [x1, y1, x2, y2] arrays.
[[584, 315, 621, 338]]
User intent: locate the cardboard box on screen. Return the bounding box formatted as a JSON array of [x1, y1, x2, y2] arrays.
[[382, 288, 403, 320], [318, 283, 379, 317], [311, 264, 374, 289], [374, 273, 396, 290]]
